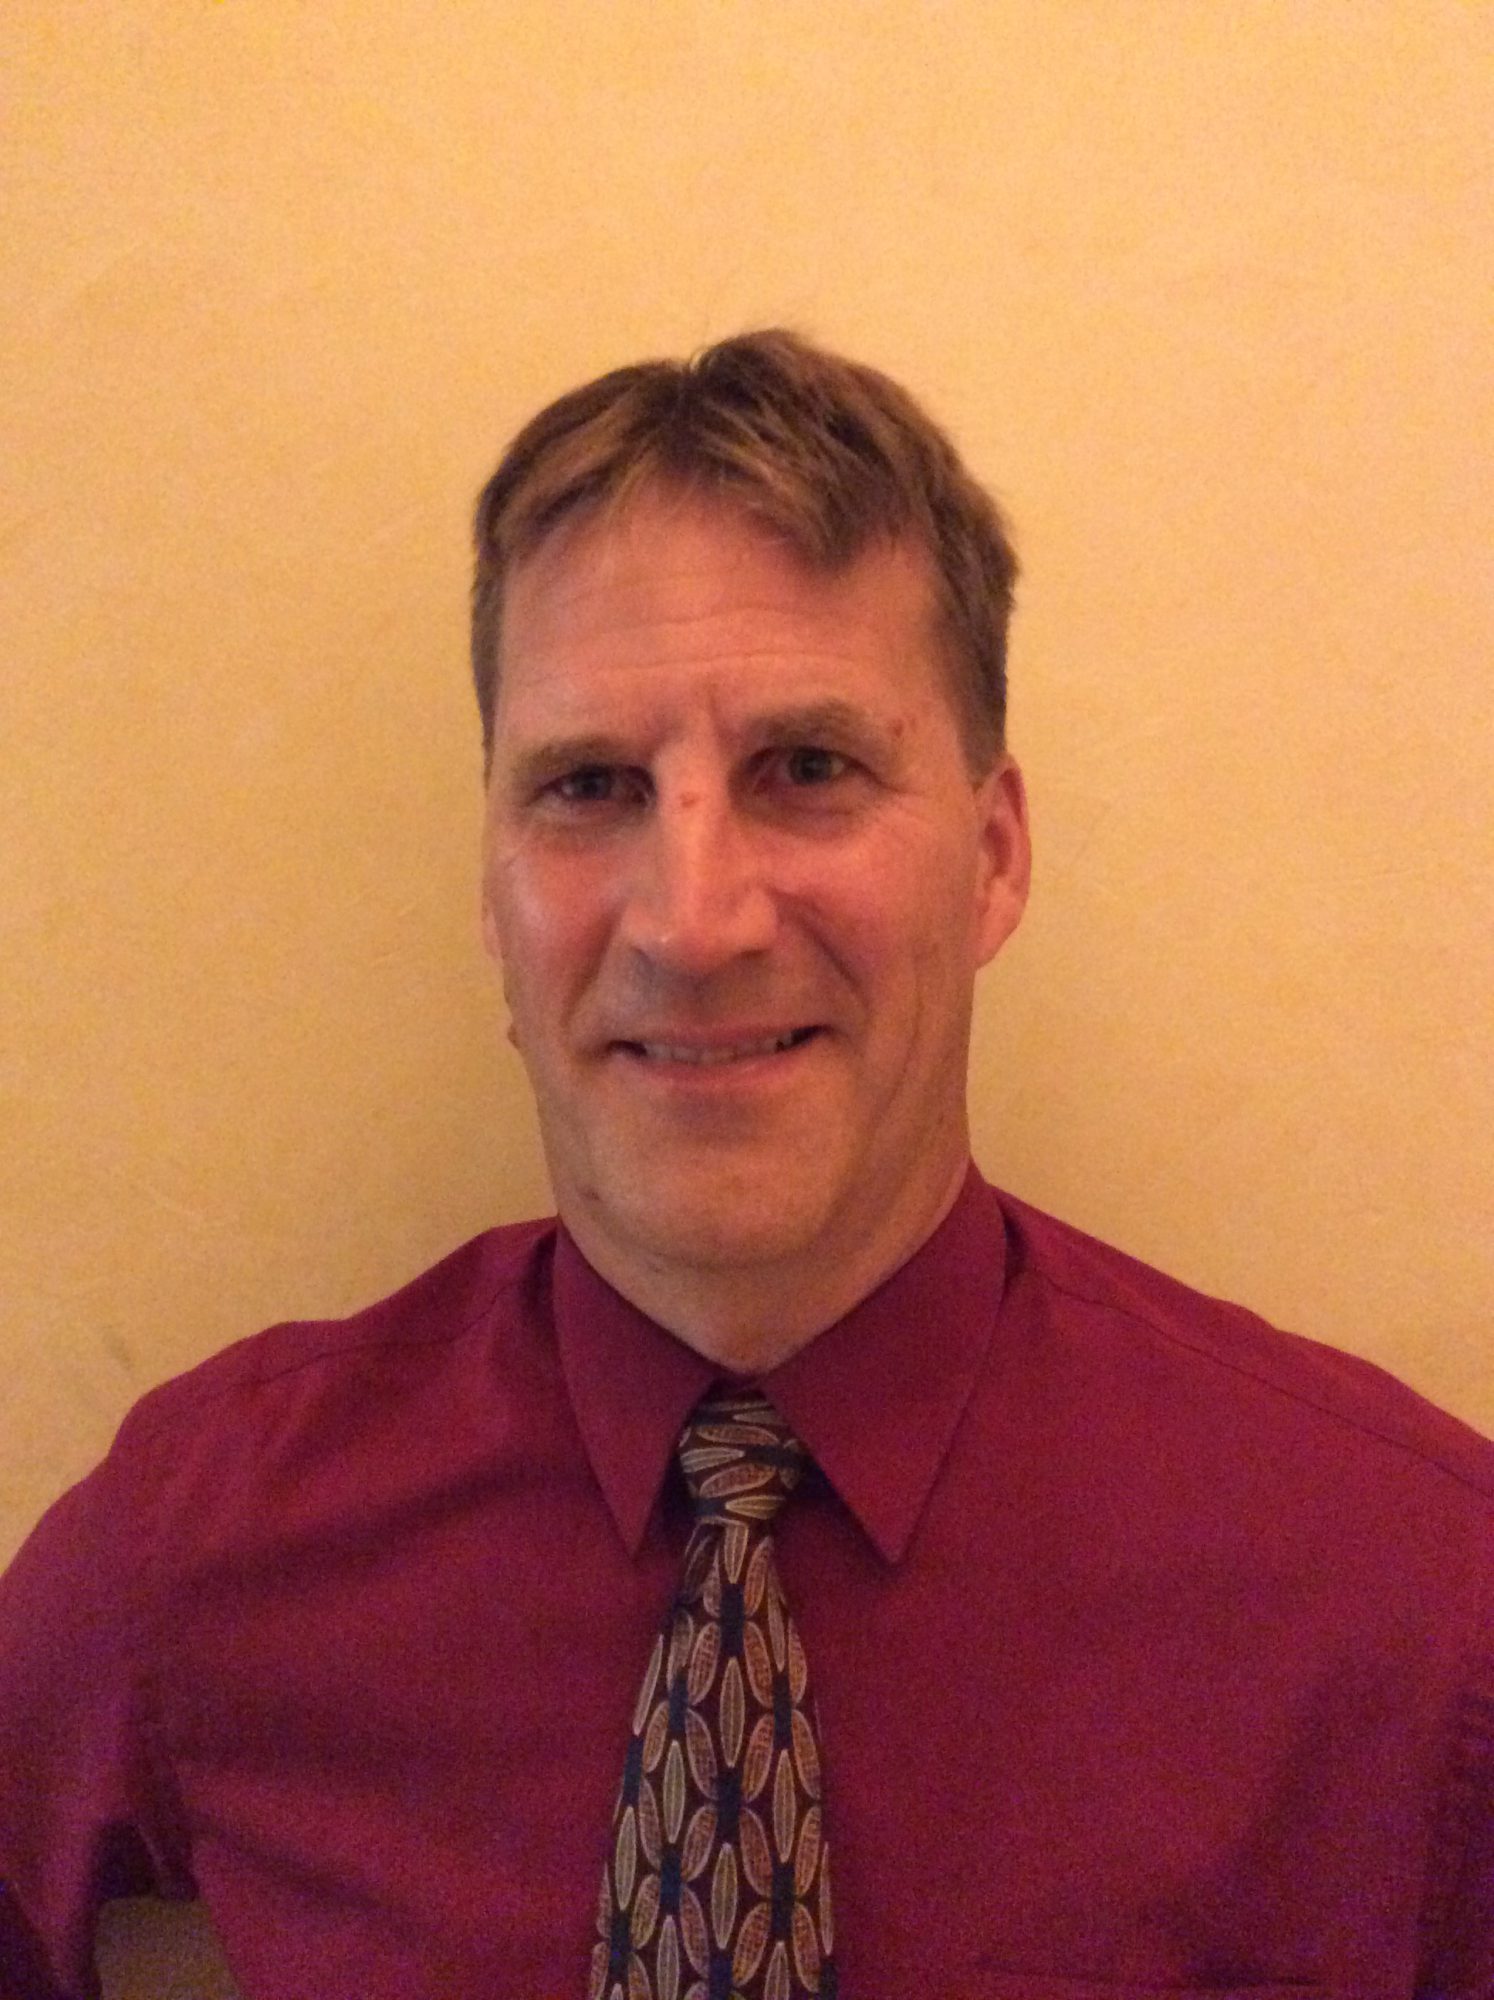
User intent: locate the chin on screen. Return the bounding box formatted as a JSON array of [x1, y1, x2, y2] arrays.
[[581, 1156, 840, 1276]]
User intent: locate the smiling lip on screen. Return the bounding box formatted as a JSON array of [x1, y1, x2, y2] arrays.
[[613, 1026, 819, 1067]]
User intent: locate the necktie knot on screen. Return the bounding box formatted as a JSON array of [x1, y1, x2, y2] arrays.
[[678, 1393, 806, 1527]]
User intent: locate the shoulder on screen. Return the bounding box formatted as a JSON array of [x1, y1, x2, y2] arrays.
[[96, 1219, 564, 1537], [124, 1215, 556, 1439], [7, 1211, 562, 1615], [40, 1215, 568, 1621], [995, 1188, 1494, 1510]]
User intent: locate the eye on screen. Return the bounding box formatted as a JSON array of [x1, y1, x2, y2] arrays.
[[553, 765, 617, 803], [780, 745, 851, 787], [544, 764, 647, 809]]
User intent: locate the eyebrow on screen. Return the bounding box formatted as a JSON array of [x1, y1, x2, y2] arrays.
[[746, 699, 898, 763], [505, 735, 634, 799]]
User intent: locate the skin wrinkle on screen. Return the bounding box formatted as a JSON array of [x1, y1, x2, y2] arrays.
[[498, 504, 980, 773]]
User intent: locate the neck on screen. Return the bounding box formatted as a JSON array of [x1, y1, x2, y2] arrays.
[[559, 1154, 971, 1373]]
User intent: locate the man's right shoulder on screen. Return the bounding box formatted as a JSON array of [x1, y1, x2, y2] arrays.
[[122, 1213, 560, 1447]]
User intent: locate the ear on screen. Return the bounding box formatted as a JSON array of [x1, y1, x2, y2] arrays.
[[971, 755, 1031, 967]]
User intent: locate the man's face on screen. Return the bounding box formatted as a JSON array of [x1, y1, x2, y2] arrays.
[[481, 487, 1028, 1303]]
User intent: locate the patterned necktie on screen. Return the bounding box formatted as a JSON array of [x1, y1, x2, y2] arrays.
[[590, 1392, 837, 2000]]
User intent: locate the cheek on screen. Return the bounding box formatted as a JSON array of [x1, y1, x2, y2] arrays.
[[487, 851, 614, 1008], [805, 832, 980, 968]]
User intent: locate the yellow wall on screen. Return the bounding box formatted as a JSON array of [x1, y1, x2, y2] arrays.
[[5, 1, 1491, 1590]]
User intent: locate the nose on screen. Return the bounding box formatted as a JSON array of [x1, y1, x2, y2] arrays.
[[616, 781, 777, 978]]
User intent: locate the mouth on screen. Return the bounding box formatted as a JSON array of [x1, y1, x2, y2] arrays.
[[615, 1026, 820, 1067]]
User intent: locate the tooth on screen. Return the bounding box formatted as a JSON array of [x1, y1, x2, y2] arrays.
[[638, 1032, 800, 1065]]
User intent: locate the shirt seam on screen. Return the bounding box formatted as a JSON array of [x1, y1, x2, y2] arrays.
[[1028, 1265, 1494, 1511], [123, 1255, 530, 1445]]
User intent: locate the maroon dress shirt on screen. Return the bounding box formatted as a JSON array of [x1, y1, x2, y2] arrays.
[[1, 1171, 1491, 1999]]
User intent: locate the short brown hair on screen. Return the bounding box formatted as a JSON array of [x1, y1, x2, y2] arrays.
[[471, 329, 1018, 772]]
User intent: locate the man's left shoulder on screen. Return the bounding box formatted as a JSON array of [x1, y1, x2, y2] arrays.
[[997, 1187, 1494, 1507]]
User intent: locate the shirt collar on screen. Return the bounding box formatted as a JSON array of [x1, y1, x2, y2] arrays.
[[554, 1166, 1009, 1566]]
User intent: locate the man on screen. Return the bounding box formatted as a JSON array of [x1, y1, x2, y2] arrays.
[[2, 331, 1490, 1999]]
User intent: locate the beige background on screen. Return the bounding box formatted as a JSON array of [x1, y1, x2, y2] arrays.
[[2, 5, 1491, 1984], [6, 0, 1492, 1558], [0, 7, 1488, 1992]]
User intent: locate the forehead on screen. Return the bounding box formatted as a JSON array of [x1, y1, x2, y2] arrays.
[[494, 490, 943, 730]]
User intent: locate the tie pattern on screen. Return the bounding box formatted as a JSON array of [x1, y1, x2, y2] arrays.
[[590, 1393, 837, 2000]]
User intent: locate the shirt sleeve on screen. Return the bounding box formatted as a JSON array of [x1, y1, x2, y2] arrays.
[[0, 1422, 192, 2000]]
